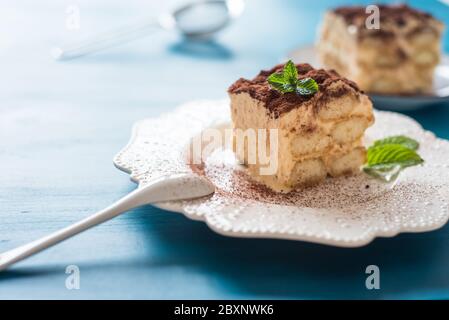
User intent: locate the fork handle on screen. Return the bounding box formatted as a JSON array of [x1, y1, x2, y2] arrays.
[[0, 175, 188, 271], [52, 19, 161, 60]]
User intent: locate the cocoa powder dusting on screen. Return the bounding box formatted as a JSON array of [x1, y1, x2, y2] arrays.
[[228, 63, 361, 118], [189, 150, 391, 209]]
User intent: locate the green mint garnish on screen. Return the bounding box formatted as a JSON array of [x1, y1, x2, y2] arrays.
[[363, 135, 424, 182], [267, 60, 318, 96], [296, 78, 319, 95], [372, 135, 419, 150]]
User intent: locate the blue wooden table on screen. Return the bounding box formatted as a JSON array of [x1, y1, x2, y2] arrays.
[[1, 0, 449, 299]]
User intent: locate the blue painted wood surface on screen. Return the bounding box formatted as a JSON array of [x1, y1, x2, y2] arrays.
[[1, 0, 449, 299]]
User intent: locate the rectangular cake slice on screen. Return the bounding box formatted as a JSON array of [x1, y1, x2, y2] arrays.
[[228, 63, 374, 193], [317, 4, 444, 94]]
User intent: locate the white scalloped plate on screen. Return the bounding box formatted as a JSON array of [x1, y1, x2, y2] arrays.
[[114, 99, 449, 247]]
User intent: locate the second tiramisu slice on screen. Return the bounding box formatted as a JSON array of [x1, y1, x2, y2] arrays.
[[317, 4, 444, 94]]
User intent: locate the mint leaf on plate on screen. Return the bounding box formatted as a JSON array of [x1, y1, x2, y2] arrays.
[[363, 136, 424, 182], [363, 164, 403, 182], [372, 135, 419, 150]]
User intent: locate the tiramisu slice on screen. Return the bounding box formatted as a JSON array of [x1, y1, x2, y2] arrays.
[[317, 4, 444, 94], [228, 61, 374, 193]]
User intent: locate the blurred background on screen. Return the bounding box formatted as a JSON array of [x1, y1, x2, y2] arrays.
[[1, 0, 449, 299], [1, 1, 449, 137]]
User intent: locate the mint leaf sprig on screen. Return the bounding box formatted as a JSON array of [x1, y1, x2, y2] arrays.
[[363, 135, 424, 182], [267, 60, 319, 96]]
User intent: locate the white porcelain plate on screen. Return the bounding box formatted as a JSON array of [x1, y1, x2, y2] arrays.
[[288, 45, 449, 111], [114, 100, 449, 247]]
